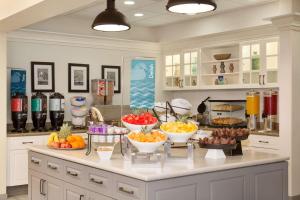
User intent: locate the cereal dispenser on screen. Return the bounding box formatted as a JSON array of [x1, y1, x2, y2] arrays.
[[246, 91, 260, 130], [263, 90, 278, 131]]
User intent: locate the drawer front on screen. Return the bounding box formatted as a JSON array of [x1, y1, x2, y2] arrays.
[[28, 151, 46, 173], [8, 136, 47, 150], [247, 135, 280, 150], [63, 160, 87, 186], [45, 156, 64, 178], [113, 175, 145, 200], [86, 167, 113, 197]]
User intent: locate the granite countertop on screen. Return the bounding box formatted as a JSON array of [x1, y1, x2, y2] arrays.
[[7, 128, 88, 137], [28, 145, 288, 181]]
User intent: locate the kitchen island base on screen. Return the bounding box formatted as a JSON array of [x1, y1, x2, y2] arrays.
[[28, 150, 288, 200]]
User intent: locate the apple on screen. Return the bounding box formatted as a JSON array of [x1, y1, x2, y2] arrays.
[[51, 142, 60, 148]]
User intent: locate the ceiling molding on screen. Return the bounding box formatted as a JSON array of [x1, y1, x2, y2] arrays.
[[268, 13, 300, 31], [161, 25, 279, 52], [7, 29, 161, 54]]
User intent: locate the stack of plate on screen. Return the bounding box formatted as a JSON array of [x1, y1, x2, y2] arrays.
[[70, 96, 88, 127]]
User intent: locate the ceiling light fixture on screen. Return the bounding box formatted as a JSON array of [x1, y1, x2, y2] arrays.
[[92, 0, 131, 32], [166, 0, 217, 14], [124, 0, 135, 5], [134, 13, 144, 17]]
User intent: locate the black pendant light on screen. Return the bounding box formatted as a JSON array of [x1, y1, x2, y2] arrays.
[[92, 0, 131, 32], [166, 0, 217, 14]]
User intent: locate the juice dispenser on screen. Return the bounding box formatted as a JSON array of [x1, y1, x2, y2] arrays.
[[246, 91, 260, 130], [263, 90, 278, 131]]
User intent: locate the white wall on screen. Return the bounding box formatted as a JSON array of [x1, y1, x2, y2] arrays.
[[7, 30, 163, 124], [155, 1, 280, 42], [0, 32, 7, 196]]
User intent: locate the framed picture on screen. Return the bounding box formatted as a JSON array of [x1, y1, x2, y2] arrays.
[[31, 62, 55, 92], [101, 65, 121, 93], [68, 63, 90, 93]]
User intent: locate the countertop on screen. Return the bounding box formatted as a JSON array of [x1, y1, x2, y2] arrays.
[[28, 145, 288, 181], [7, 129, 87, 137]]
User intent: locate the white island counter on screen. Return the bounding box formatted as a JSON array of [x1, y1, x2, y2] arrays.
[[27, 145, 289, 200]]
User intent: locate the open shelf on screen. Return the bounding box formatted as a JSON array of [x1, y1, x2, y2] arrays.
[[201, 72, 240, 76], [201, 58, 240, 64]]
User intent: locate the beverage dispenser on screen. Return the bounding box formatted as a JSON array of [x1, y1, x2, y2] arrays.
[[11, 93, 28, 132], [91, 79, 114, 105], [49, 93, 65, 130], [246, 91, 260, 130], [263, 90, 278, 131], [31, 92, 47, 131]]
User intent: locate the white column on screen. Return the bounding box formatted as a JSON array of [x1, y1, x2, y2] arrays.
[[0, 32, 7, 197], [271, 13, 300, 197]]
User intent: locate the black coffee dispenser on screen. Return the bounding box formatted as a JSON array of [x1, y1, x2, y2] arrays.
[[11, 93, 28, 132], [49, 93, 65, 130], [31, 92, 47, 131]]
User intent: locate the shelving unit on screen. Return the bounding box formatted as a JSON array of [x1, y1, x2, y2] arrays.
[[163, 37, 279, 91]]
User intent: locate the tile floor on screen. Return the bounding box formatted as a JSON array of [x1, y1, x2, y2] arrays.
[[7, 194, 28, 200]]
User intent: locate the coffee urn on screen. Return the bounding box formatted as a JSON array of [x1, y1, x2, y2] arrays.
[[49, 93, 65, 130], [11, 93, 28, 132], [31, 92, 47, 131], [246, 91, 260, 130], [263, 90, 278, 131]]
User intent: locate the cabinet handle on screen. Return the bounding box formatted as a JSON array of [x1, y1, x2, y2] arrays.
[[262, 75, 265, 85], [67, 170, 78, 177], [47, 163, 58, 170], [119, 187, 134, 195], [258, 140, 269, 144], [22, 141, 33, 144], [79, 195, 84, 200], [90, 177, 103, 185], [259, 75, 262, 85], [31, 158, 40, 165], [40, 179, 46, 196]]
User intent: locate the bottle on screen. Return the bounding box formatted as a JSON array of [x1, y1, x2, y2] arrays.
[[252, 51, 260, 70]]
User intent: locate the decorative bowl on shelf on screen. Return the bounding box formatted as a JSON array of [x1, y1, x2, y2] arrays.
[[127, 131, 167, 153], [122, 120, 157, 132], [214, 54, 231, 60]]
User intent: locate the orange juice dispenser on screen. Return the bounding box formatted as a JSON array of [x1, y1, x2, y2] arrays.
[[246, 91, 260, 130]]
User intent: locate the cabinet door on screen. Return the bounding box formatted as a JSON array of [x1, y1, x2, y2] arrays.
[[28, 171, 46, 200], [241, 43, 262, 86], [65, 183, 88, 200], [89, 192, 114, 200], [8, 149, 29, 186], [46, 176, 64, 200]]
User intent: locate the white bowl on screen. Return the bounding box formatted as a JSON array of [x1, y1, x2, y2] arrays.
[[71, 116, 85, 126], [71, 106, 88, 117], [122, 120, 157, 132], [163, 130, 196, 143], [71, 96, 86, 106], [97, 146, 114, 160], [127, 133, 167, 153], [171, 98, 192, 115]]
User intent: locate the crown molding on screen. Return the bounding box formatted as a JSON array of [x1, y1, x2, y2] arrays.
[[268, 13, 300, 31], [7, 29, 161, 54]]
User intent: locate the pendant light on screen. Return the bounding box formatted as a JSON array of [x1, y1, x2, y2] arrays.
[[92, 0, 130, 32], [166, 0, 217, 15]]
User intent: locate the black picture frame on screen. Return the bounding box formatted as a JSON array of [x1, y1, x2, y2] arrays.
[[101, 65, 121, 93], [31, 61, 55, 92], [68, 63, 90, 93]]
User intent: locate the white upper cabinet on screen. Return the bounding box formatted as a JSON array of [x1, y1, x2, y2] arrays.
[[164, 50, 199, 90], [240, 38, 279, 88], [163, 37, 279, 91]]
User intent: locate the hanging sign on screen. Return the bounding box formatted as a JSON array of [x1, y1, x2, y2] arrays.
[[130, 59, 155, 109]]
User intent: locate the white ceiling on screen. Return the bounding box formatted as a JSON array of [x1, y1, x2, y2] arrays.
[[66, 0, 277, 27]]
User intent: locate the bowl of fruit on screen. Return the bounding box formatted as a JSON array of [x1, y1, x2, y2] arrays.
[[47, 124, 86, 150], [160, 121, 198, 143], [122, 112, 158, 132], [127, 130, 167, 153]]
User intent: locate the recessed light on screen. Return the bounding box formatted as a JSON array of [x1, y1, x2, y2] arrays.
[[134, 13, 144, 17], [124, 0, 135, 5]]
